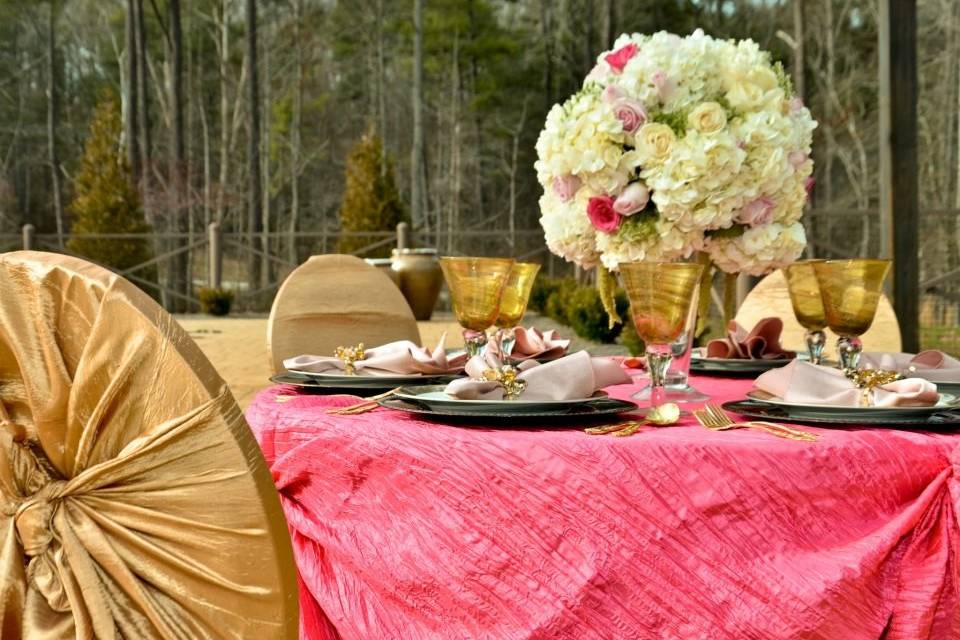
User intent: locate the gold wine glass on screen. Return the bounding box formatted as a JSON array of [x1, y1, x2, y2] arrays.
[[494, 262, 541, 359], [440, 257, 515, 357], [812, 258, 891, 371], [620, 262, 705, 408], [784, 260, 827, 365]]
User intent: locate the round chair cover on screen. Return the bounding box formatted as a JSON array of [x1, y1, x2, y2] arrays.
[[736, 269, 902, 357], [267, 254, 421, 374], [0, 252, 297, 639]]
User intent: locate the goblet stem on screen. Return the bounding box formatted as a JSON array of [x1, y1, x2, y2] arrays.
[[646, 345, 673, 408], [804, 329, 826, 365], [497, 329, 517, 364], [463, 330, 488, 358], [837, 336, 863, 371]]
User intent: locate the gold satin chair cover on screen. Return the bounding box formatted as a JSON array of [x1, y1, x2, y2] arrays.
[[736, 269, 902, 357], [267, 254, 421, 374], [0, 252, 297, 639]]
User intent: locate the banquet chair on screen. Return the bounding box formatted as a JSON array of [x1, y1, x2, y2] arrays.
[[735, 268, 902, 357], [268, 254, 422, 374], [0, 251, 298, 639]]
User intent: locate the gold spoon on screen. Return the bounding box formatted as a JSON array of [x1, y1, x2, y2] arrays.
[[584, 402, 681, 437]]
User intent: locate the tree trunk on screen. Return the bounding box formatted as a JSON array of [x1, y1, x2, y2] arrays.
[[260, 17, 271, 289], [246, 0, 263, 289], [47, 0, 64, 248], [167, 0, 188, 311], [792, 0, 805, 100], [125, 0, 140, 181], [289, 0, 304, 264], [216, 0, 230, 224], [411, 0, 425, 231], [541, 0, 554, 112], [603, 0, 616, 49], [135, 0, 152, 193]]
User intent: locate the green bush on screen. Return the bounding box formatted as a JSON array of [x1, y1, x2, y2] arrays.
[[336, 128, 407, 258], [618, 317, 645, 356], [198, 287, 235, 316], [528, 277, 564, 313], [535, 276, 629, 344]]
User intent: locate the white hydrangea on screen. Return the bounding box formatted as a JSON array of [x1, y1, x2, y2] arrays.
[[706, 222, 807, 276], [535, 29, 818, 275]]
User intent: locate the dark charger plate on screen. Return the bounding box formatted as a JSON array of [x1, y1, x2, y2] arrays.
[[378, 396, 639, 425], [723, 399, 960, 429]]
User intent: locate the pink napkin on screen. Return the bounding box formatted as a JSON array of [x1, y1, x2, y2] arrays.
[[860, 350, 960, 383], [284, 334, 467, 376], [444, 350, 631, 401], [707, 318, 796, 360], [754, 360, 940, 407], [489, 327, 570, 361]]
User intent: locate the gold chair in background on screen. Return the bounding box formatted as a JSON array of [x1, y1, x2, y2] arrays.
[[267, 254, 421, 374], [0, 252, 297, 639], [735, 269, 902, 358]]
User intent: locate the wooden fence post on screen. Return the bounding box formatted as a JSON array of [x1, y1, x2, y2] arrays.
[[397, 222, 410, 252], [22, 224, 35, 251], [208, 222, 222, 289]]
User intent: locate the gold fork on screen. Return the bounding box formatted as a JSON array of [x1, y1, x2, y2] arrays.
[[694, 403, 817, 442], [325, 388, 402, 415]]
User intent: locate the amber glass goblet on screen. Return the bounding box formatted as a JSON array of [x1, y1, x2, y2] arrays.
[[494, 262, 541, 359], [784, 260, 827, 365], [620, 262, 705, 408], [812, 259, 891, 371], [440, 257, 515, 357]]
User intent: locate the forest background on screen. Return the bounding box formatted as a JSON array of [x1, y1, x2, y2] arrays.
[[0, 0, 956, 349]]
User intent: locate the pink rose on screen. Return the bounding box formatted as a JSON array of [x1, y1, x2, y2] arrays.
[[788, 151, 807, 169], [804, 177, 816, 198], [737, 197, 775, 227], [651, 70, 675, 102], [587, 196, 623, 233], [612, 98, 647, 134], [552, 175, 582, 202], [613, 182, 650, 216], [605, 43, 638, 74], [602, 84, 625, 104]]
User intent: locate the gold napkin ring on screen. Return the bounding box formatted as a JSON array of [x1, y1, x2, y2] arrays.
[[483, 365, 527, 401], [334, 343, 365, 376], [844, 368, 902, 407]]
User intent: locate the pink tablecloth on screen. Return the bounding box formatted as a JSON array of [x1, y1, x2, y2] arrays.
[[246, 376, 960, 640]]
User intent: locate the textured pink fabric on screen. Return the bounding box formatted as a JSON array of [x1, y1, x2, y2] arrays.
[[247, 375, 960, 640]]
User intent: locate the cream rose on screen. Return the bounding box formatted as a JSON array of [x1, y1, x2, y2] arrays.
[[637, 123, 676, 161], [688, 102, 727, 134]]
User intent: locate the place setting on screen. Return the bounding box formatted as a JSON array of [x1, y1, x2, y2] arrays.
[[721, 259, 960, 428]]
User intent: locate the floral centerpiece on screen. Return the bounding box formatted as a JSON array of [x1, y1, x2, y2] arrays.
[[535, 30, 817, 325]]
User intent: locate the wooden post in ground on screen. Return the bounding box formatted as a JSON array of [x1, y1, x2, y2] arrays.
[[22, 224, 35, 251], [397, 222, 410, 252], [208, 222, 222, 289], [878, 0, 919, 352]]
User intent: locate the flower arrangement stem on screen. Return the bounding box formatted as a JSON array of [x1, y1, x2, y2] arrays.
[[695, 253, 713, 339], [597, 266, 622, 329], [722, 272, 738, 328]]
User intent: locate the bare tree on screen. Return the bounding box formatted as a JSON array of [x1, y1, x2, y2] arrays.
[[411, 0, 426, 230], [47, 0, 64, 247], [246, 0, 263, 287], [125, 0, 140, 181]]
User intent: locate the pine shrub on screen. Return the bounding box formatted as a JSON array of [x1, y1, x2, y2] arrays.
[[68, 93, 155, 281], [336, 130, 406, 258]]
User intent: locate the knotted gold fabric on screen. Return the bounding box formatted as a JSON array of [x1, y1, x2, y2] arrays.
[[0, 252, 297, 639]]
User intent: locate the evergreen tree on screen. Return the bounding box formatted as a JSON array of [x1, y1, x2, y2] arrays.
[[337, 129, 407, 258], [68, 93, 155, 280]]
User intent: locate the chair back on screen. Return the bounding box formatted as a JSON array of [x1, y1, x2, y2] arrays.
[[0, 251, 298, 639], [735, 269, 902, 357], [268, 254, 421, 374]]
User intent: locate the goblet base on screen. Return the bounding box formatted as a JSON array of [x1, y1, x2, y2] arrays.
[[632, 379, 710, 404]]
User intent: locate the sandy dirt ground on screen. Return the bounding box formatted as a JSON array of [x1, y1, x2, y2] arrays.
[[175, 312, 624, 408]]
